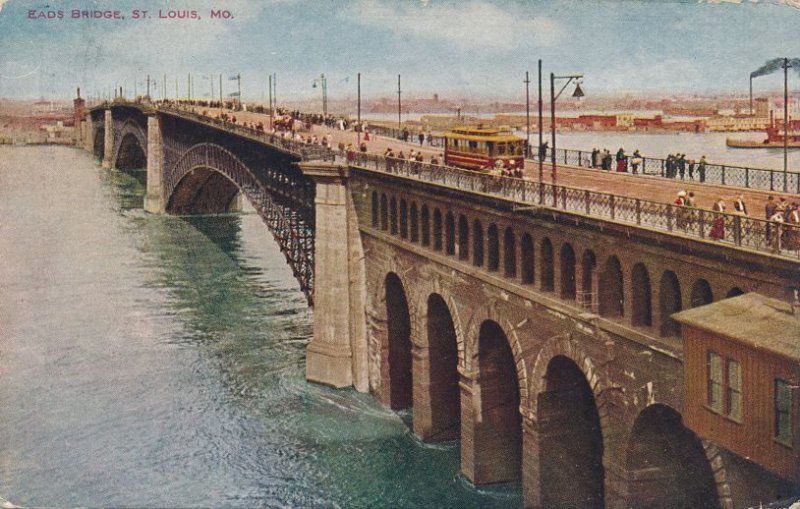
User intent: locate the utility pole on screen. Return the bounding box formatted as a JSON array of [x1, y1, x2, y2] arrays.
[[397, 74, 402, 132], [268, 74, 273, 130], [146, 74, 150, 99], [357, 72, 361, 144], [538, 59, 543, 200], [237, 73, 242, 108], [524, 70, 531, 158], [783, 57, 790, 192]]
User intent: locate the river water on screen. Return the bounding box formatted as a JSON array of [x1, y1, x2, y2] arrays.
[[0, 147, 519, 508]]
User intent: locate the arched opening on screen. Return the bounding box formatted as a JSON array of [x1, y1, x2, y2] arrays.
[[399, 199, 408, 239], [521, 233, 534, 284], [473, 219, 484, 267], [115, 133, 146, 171], [541, 238, 554, 292], [166, 168, 241, 214], [581, 250, 597, 311], [726, 287, 744, 298], [631, 263, 653, 327], [625, 405, 720, 509], [487, 224, 499, 271], [599, 256, 624, 318], [380, 194, 388, 231], [445, 212, 456, 255], [504, 227, 517, 278], [390, 197, 398, 235], [423, 294, 461, 441], [421, 205, 430, 246], [560, 243, 576, 300], [475, 320, 521, 484], [410, 203, 419, 242], [433, 208, 443, 251], [385, 273, 412, 411], [659, 270, 682, 337], [458, 215, 469, 260], [538, 356, 605, 508], [691, 279, 713, 308], [371, 192, 379, 227]]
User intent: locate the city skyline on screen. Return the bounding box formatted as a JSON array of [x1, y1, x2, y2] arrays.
[[2, 0, 800, 102]]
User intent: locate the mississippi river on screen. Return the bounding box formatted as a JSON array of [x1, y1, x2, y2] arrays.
[[0, 146, 519, 507]]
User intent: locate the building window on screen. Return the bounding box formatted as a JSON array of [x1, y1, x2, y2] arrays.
[[707, 352, 743, 422], [708, 352, 724, 413], [727, 360, 742, 422], [775, 379, 793, 447]]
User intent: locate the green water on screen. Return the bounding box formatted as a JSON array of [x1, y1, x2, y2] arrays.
[[0, 146, 520, 508]]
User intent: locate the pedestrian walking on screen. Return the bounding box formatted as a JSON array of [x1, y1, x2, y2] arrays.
[[616, 147, 626, 172], [765, 195, 777, 243], [675, 190, 687, 229], [698, 155, 707, 183], [733, 194, 748, 216], [631, 149, 642, 174], [710, 198, 726, 240]]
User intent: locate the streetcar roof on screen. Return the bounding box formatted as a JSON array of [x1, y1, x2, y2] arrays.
[[444, 126, 522, 142]]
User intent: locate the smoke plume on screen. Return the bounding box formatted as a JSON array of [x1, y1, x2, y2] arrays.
[[750, 58, 800, 79]]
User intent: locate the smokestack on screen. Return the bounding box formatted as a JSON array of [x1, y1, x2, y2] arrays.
[[77, 87, 81, 99]]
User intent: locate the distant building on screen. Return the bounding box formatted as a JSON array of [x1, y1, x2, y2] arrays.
[[674, 293, 800, 482]]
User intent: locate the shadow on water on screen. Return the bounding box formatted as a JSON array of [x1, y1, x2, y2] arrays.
[[99, 163, 522, 508]]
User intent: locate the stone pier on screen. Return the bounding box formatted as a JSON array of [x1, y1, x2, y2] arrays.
[[300, 162, 368, 391], [143, 113, 165, 214], [101, 109, 113, 169]]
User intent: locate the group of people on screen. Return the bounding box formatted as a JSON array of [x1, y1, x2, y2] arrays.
[[765, 195, 800, 249], [588, 147, 709, 182], [589, 148, 643, 174], [664, 153, 707, 182]]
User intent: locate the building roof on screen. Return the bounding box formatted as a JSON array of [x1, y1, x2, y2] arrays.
[[673, 293, 800, 362]]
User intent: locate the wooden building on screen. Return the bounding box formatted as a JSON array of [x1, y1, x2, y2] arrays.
[[674, 293, 800, 481]]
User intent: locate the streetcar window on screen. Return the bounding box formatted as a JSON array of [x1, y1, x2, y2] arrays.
[[497, 142, 506, 155], [469, 140, 478, 152], [487, 142, 495, 156]]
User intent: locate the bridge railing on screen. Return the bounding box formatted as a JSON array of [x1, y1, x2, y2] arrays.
[[159, 106, 336, 162], [532, 148, 800, 194], [349, 152, 800, 260]]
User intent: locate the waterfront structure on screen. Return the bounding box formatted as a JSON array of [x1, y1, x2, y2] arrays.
[[86, 100, 800, 509]]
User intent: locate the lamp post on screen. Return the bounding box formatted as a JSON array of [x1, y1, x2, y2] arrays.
[[312, 73, 327, 116], [782, 57, 791, 192], [357, 72, 361, 144], [550, 71, 584, 204]]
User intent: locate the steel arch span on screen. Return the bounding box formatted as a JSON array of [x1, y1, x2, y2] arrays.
[[165, 142, 315, 304], [111, 118, 148, 170]]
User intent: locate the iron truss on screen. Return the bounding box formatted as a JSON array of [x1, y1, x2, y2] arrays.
[[164, 142, 316, 305]]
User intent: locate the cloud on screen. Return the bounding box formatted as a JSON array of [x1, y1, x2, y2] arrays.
[[340, 0, 563, 51]]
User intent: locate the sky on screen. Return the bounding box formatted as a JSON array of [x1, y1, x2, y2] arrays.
[[2, 0, 800, 102]]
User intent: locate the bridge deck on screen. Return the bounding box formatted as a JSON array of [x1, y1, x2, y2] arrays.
[[162, 106, 799, 260], [198, 106, 794, 216]]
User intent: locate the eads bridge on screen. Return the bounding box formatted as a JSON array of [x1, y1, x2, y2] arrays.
[[83, 101, 800, 509]]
